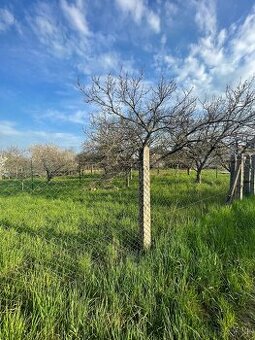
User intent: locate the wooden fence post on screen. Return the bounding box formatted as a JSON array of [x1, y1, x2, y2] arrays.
[[251, 155, 255, 196], [235, 154, 244, 200], [230, 154, 237, 189], [226, 154, 243, 204], [244, 155, 251, 196], [139, 145, 151, 250]]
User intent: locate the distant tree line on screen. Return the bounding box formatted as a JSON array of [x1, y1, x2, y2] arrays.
[[0, 145, 77, 182]]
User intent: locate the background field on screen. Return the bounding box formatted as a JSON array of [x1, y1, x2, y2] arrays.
[[0, 170, 255, 339]]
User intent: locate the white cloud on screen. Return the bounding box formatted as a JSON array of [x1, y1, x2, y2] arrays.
[[60, 0, 90, 35], [147, 10, 160, 34], [26, 2, 123, 75], [155, 3, 255, 96], [0, 121, 21, 136], [27, 2, 72, 58], [0, 8, 15, 32], [115, 0, 160, 33], [77, 51, 135, 75], [0, 120, 82, 149], [230, 8, 255, 63], [115, 0, 144, 23], [190, 35, 224, 67], [164, 1, 178, 27], [160, 34, 167, 46], [38, 109, 88, 125], [194, 0, 217, 36], [26, 1, 92, 61]]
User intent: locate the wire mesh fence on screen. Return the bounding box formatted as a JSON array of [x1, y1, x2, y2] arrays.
[[0, 160, 234, 339], [0, 165, 229, 274], [0, 161, 229, 254]]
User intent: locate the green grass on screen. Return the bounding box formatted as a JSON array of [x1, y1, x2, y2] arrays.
[[0, 169, 254, 339]]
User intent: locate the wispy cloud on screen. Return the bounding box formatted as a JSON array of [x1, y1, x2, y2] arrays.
[[115, 0, 161, 33], [155, 3, 255, 95], [60, 0, 90, 35], [0, 120, 22, 136], [77, 51, 135, 75], [26, 2, 73, 58], [37, 109, 88, 125], [164, 1, 178, 28], [25, 1, 132, 76], [115, 0, 144, 23], [194, 0, 217, 36], [0, 120, 82, 149], [0, 8, 15, 32], [146, 10, 160, 34]]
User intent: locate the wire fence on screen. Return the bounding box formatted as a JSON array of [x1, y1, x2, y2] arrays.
[[0, 169, 227, 275], [0, 162, 233, 339], [0, 163, 229, 255]]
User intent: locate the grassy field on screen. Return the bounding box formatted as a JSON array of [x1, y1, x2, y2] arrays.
[[0, 169, 255, 339]]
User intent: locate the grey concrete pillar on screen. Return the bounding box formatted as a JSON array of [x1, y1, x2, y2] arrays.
[[139, 145, 151, 250]]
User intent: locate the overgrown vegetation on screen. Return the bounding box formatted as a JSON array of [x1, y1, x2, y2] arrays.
[[0, 170, 254, 339]]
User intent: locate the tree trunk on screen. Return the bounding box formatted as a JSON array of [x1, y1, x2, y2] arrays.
[[129, 167, 133, 180], [46, 171, 53, 183], [187, 167, 191, 176], [126, 172, 130, 188], [195, 168, 202, 183], [175, 163, 179, 175], [79, 168, 82, 183]]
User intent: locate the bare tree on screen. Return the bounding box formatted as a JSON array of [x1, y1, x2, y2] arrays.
[[79, 71, 198, 249], [0, 154, 7, 180], [185, 78, 255, 183], [31, 144, 76, 182], [2, 147, 30, 179], [81, 114, 138, 186], [214, 143, 233, 172], [78, 72, 198, 150]]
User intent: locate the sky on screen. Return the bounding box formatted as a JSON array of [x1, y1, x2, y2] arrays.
[[0, 0, 255, 151]]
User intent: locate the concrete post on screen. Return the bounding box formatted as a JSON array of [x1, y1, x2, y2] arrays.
[[139, 145, 151, 250]]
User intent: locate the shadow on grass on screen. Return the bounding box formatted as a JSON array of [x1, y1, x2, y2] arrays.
[[0, 215, 140, 268]]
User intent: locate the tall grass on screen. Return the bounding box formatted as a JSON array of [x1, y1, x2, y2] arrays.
[[0, 170, 254, 339]]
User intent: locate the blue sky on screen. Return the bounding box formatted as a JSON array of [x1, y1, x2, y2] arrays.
[[0, 0, 255, 150]]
